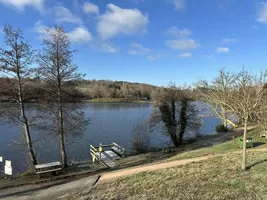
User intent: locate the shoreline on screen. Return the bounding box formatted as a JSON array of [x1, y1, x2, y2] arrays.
[[84, 98, 151, 103]]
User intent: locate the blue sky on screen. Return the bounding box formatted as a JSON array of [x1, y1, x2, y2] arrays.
[[0, 0, 267, 86]]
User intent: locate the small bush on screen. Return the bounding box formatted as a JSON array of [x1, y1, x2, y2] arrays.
[[216, 124, 228, 133], [131, 118, 150, 154]]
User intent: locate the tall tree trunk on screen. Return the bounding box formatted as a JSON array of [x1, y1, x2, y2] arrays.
[[169, 126, 179, 147], [59, 105, 67, 168], [241, 119, 247, 171], [179, 99, 188, 145], [57, 78, 67, 168], [222, 106, 228, 128], [17, 76, 37, 166], [171, 100, 179, 146]]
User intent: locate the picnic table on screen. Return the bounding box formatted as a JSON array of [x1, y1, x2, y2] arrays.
[[35, 161, 62, 178]]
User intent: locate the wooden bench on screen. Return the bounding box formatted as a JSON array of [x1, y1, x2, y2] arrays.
[[35, 161, 62, 178]]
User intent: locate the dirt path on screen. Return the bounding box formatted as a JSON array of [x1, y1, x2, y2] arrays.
[[0, 175, 100, 200], [99, 155, 214, 183], [0, 155, 214, 200], [99, 146, 267, 183]]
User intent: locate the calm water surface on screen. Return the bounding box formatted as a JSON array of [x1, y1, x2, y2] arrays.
[[0, 103, 220, 174]]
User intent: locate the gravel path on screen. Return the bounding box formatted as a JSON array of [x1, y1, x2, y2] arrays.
[[0, 175, 100, 200]]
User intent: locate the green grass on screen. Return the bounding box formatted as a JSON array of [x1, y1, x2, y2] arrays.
[[170, 126, 267, 161], [71, 151, 267, 200], [62, 126, 267, 200]]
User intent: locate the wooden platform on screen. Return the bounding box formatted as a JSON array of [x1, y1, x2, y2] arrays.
[[96, 150, 120, 161], [90, 143, 125, 169]]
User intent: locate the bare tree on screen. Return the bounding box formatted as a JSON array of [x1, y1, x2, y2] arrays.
[[131, 117, 150, 154], [199, 68, 267, 170], [228, 69, 267, 170], [197, 69, 238, 128], [149, 84, 201, 147], [38, 26, 87, 168], [0, 25, 37, 166]]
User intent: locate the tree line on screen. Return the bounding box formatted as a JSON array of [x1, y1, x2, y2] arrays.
[[0, 78, 157, 102]]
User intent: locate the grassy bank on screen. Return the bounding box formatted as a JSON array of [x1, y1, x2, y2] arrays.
[[84, 98, 150, 103], [66, 127, 267, 200], [75, 151, 267, 200]]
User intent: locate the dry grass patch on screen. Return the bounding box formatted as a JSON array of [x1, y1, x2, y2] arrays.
[[69, 151, 267, 200]]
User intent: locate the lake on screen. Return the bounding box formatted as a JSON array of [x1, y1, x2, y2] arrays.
[[0, 102, 220, 174]]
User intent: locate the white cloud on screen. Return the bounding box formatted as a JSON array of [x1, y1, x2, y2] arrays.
[[97, 4, 149, 40], [165, 39, 199, 50], [128, 43, 150, 55], [0, 0, 44, 12], [147, 52, 168, 61], [99, 42, 119, 53], [222, 38, 237, 43], [216, 47, 229, 53], [34, 21, 92, 44], [67, 27, 92, 43], [178, 52, 192, 58], [83, 2, 99, 15], [170, 0, 185, 10], [165, 26, 191, 38], [257, 2, 267, 23], [147, 55, 161, 61], [54, 5, 83, 24], [34, 20, 49, 39]]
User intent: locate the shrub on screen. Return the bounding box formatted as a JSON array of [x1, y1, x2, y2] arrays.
[[131, 118, 150, 154], [216, 124, 228, 133]]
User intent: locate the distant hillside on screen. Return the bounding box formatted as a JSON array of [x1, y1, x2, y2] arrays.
[[0, 78, 158, 102], [77, 80, 157, 100]]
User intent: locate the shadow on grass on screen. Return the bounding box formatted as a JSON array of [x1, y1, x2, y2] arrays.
[[247, 159, 267, 170], [253, 142, 266, 148]]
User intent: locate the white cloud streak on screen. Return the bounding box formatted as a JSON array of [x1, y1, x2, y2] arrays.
[[128, 43, 150, 55], [257, 2, 267, 23], [165, 39, 199, 50], [54, 5, 83, 24], [34, 20, 49, 39], [97, 4, 149, 40], [67, 27, 93, 43], [178, 52, 192, 58], [165, 26, 191, 38], [34, 21, 92, 44], [83, 2, 99, 15], [216, 47, 229, 53], [0, 0, 44, 12], [99, 42, 119, 53], [170, 0, 185, 10]]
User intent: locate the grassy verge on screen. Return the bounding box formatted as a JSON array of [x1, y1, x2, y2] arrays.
[[64, 127, 267, 200], [170, 126, 267, 160], [72, 151, 267, 200], [0, 162, 105, 189]]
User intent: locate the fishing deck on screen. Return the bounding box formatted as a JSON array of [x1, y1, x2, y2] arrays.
[[90, 143, 125, 168]]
